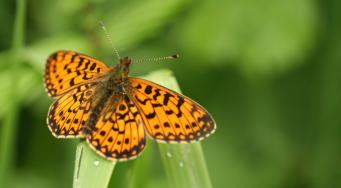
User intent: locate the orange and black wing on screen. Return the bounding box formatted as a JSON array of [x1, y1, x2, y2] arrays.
[[85, 95, 146, 161], [128, 77, 216, 143], [47, 83, 97, 138], [44, 50, 110, 97]]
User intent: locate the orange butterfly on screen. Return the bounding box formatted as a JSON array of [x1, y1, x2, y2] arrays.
[[44, 50, 216, 161]]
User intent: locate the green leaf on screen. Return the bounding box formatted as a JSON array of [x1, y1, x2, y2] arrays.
[[105, 0, 190, 50], [178, 0, 317, 75], [0, 0, 26, 187], [24, 35, 91, 72], [73, 142, 116, 188]]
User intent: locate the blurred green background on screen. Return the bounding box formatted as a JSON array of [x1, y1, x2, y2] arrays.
[[1, 0, 341, 187]]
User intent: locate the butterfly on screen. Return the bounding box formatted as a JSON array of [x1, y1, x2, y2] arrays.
[[44, 50, 216, 161]]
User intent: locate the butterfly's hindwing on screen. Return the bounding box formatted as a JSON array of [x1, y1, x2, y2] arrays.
[[86, 95, 146, 161], [47, 83, 97, 138]]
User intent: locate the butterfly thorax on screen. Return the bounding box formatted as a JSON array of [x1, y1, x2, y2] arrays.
[[105, 57, 131, 91]]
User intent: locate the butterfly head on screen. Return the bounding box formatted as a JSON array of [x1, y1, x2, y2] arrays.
[[119, 56, 132, 78], [106, 57, 131, 90]]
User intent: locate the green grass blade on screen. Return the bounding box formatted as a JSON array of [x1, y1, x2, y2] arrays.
[[0, 102, 19, 187], [12, 0, 26, 52], [0, 0, 26, 187], [159, 144, 212, 188], [73, 142, 116, 188], [143, 70, 213, 188]]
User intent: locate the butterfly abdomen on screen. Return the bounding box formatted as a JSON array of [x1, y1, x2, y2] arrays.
[[81, 88, 114, 135]]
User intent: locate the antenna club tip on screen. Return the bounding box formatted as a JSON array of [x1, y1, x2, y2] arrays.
[[172, 54, 180, 59]]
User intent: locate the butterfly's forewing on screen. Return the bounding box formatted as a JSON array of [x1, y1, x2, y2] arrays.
[[86, 95, 146, 161], [47, 83, 97, 138], [128, 77, 216, 143], [44, 50, 110, 97]]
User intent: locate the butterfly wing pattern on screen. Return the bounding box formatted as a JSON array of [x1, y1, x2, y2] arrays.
[[45, 50, 110, 138], [47, 83, 97, 138], [128, 78, 215, 143], [44, 50, 110, 97], [45, 50, 216, 161], [85, 95, 146, 161]]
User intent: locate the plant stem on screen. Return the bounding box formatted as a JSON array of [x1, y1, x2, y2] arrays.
[[0, 103, 19, 187], [0, 0, 25, 187], [12, 0, 26, 52]]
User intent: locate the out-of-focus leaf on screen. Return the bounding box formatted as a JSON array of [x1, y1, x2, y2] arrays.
[[0, 0, 13, 50], [0, 70, 13, 118], [178, 0, 318, 75], [104, 0, 190, 51], [0, 67, 39, 118], [29, 0, 87, 36], [0, 51, 12, 68], [16, 67, 42, 105], [24, 35, 91, 71], [10, 171, 56, 188]]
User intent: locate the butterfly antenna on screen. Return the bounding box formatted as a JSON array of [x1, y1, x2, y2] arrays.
[[99, 21, 121, 60], [135, 54, 180, 63]]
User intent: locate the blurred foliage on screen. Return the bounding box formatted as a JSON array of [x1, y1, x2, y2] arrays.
[[0, 0, 341, 187]]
